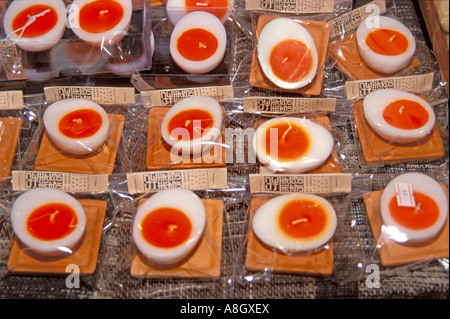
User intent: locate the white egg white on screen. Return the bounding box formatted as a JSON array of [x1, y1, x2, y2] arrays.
[[363, 89, 436, 143], [169, 11, 227, 74], [161, 96, 224, 158], [356, 15, 416, 74], [380, 173, 449, 243], [166, 0, 230, 26], [257, 18, 318, 90], [252, 117, 334, 174], [10, 188, 86, 256], [43, 98, 110, 155], [3, 0, 66, 52], [252, 193, 337, 253], [69, 0, 132, 47], [132, 188, 206, 265]]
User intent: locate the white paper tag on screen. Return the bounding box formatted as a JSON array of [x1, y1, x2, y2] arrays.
[[395, 183, 416, 207]]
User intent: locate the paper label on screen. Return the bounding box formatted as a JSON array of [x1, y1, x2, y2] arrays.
[[127, 168, 228, 194], [12, 171, 109, 193], [142, 85, 234, 107], [0, 40, 26, 80], [249, 173, 352, 194], [395, 183, 416, 207], [345, 73, 435, 100], [329, 0, 386, 38], [44, 86, 136, 105], [0, 90, 24, 110], [245, 0, 335, 13], [243, 97, 336, 113]]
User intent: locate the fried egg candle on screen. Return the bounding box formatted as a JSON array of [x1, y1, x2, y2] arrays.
[[43, 98, 110, 155], [257, 18, 319, 90], [69, 0, 133, 47], [252, 193, 337, 253], [132, 188, 206, 265], [356, 15, 416, 74], [166, 0, 230, 25], [252, 117, 334, 173], [3, 0, 66, 52], [363, 89, 436, 143], [169, 11, 227, 74], [380, 173, 449, 243], [160, 96, 223, 157], [10, 188, 86, 256]]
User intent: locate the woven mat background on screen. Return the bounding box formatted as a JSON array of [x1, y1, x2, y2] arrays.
[[0, 0, 448, 299]]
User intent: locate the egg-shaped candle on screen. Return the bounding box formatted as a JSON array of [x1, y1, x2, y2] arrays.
[[69, 0, 132, 47], [160, 96, 223, 157], [380, 173, 449, 243], [356, 15, 416, 74], [132, 188, 206, 265], [252, 117, 334, 173], [252, 193, 337, 253], [257, 18, 318, 90], [3, 0, 66, 52], [166, 0, 230, 26], [363, 89, 436, 143], [43, 98, 110, 155], [169, 11, 227, 74], [10, 188, 86, 256]]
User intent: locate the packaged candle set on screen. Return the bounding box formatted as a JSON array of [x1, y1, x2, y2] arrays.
[[230, 1, 353, 97], [326, 0, 437, 82], [237, 189, 365, 283], [361, 172, 449, 268], [350, 88, 447, 167], [0, 0, 153, 81], [1, 186, 125, 276], [19, 95, 132, 175]]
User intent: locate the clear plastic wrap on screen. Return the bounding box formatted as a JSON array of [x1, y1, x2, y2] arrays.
[[0, 0, 153, 81]]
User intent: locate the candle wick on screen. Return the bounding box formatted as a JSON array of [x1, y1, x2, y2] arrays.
[[414, 202, 422, 214], [99, 10, 109, 15], [199, 42, 207, 49], [292, 218, 308, 225], [168, 224, 178, 232], [50, 210, 60, 222], [389, 34, 396, 42], [281, 126, 292, 140], [185, 120, 191, 127], [73, 118, 83, 123], [6, 9, 51, 45], [399, 105, 404, 114], [196, 2, 209, 6], [281, 57, 289, 64]]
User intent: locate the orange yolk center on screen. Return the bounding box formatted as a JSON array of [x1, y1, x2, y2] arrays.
[[185, 0, 228, 21], [79, 0, 124, 34], [269, 39, 314, 83], [177, 28, 218, 61], [382, 99, 429, 130], [12, 4, 58, 38], [140, 207, 193, 248], [58, 108, 103, 139], [27, 203, 79, 241], [389, 192, 440, 230], [264, 122, 310, 162], [278, 199, 327, 239], [366, 29, 409, 55], [168, 109, 215, 140]]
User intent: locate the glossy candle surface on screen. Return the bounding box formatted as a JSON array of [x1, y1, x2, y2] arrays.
[[169, 11, 226, 74], [58, 109, 103, 139], [10, 188, 86, 255], [252, 193, 337, 253], [132, 189, 206, 265], [43, 98, 110, 155], [258, 18, 318, 90], [140, 207, 192, 248], [166, 0, 230, 25], [12, 4, 57, 38], [366, 29, 409, 55], [269, 40, 314, 83], [363, 89, 436, 143], [356, 15, 416, 74], [253, 117, 334, 174], [78, 0, 124, 33], [167, 109, 215, 140], [380, 173, 449, 243], [27, 203, 78, 241], [3, 0, 66, 52]]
